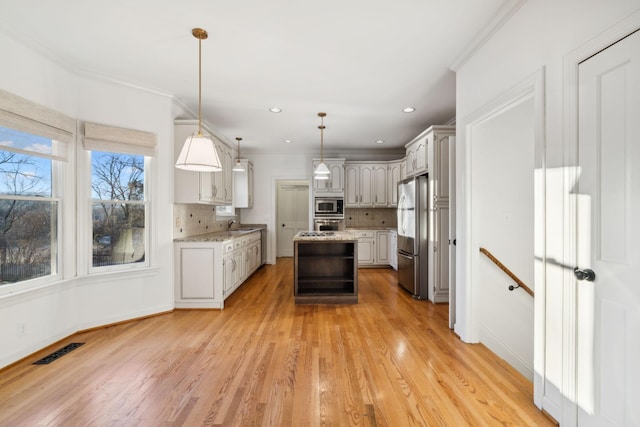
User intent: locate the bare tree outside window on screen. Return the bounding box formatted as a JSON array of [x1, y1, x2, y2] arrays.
[[0, 140, 56, 284], [91, 151, 146, 268]]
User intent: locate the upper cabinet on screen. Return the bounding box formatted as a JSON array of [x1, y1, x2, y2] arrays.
[[174, 119, 235, 205], [233, 160, 254, 208], [404, 125, 455, 180], [345, 162, 387, 208], [387, 159, 403, 207], [312, 158, 345, 196]]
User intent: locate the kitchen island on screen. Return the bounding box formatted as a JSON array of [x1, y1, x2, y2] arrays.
[[293, 231, 358, 304]]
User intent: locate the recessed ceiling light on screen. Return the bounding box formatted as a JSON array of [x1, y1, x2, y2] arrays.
[[269, 107, 282, 113], [375, 139, 384, 144], [402, 107, 416, 113], [283, 139, 292, 143]]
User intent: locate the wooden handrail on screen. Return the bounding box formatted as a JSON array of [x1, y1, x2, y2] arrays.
[[479, 247, 534, 297]]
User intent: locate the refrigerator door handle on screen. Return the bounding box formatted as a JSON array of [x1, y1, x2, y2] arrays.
[[397, 250, 413, 259]]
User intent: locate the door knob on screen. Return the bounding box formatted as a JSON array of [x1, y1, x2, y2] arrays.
[[574, 267, 596, 282]]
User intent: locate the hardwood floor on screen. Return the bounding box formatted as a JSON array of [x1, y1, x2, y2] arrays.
[[0, 258, 554, 426]]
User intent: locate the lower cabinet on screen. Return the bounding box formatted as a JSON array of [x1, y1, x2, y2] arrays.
[[352, 229, 393, 267], [389, 230, 398, 270], [175, 231, 262, 309]]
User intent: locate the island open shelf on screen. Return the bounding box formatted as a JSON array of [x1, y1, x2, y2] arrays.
[[294, 237, 358, 304]]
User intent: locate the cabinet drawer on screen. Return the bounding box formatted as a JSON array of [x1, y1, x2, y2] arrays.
[[353, 230, 374, 239], [224, 242, 234, 254], [234, 240, 242, 250]]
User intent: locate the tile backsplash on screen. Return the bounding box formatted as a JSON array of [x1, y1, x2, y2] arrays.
[[345, 208, 397, 228], [173, 204, 240, 239]]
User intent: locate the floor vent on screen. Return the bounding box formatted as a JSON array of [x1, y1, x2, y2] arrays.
[[33, 343, 84, 365]]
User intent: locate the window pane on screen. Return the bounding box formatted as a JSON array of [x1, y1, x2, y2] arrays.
[[91, 151, 144, 201], [0, 150, 52, 197], [92, 202, 145, 267], [0, 200, 57, 284], [0, 126, 54, 156]]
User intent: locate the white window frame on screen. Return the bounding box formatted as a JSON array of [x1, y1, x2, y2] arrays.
[[0, 89, 75, 296], [79, 121, 156, 276]]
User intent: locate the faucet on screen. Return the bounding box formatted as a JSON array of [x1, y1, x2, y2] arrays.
[[227, 219, 236, 231]]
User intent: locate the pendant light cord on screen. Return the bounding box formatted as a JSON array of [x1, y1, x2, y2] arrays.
[[198, 35, 203, 136]]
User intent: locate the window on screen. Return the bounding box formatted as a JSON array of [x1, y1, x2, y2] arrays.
[[0, 126, 60, 284], [83, 121, 156, 272], [91, 151, 147, 268], [0, 89, 74, 289]]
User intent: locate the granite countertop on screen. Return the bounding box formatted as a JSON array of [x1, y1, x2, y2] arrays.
[[293, 230, 356, 242], [174, 224, 266, 242], [346, 226, 397, 231]]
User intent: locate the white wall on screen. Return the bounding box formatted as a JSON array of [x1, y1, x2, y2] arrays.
[[0, 31, 176, 368], [455, 0, 640, 420]]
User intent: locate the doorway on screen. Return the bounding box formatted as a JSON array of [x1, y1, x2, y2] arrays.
[[275, 181, 309, 257]]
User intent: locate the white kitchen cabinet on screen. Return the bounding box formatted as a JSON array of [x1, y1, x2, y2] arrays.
[[375, 230, 389, 264], [212, 141, 233, 205], [345, 162, 387, 208], [387, 160, 403, 207], [312, 158, 345, 196], [353, 230, 375, 265], [405, 134, 427, 176], [389, 230, 398, 270], [174, 119, 235, 205], [426, 128, 454, 303], [175, 230, 262, 309], [352, 229, 393, 267], [233, 160, 254, 208]]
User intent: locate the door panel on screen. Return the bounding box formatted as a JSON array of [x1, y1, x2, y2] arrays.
[[576, 29, 640, 427], [276, 182, 309, 257]]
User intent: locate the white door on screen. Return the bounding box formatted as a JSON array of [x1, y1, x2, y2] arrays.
[[449, 137, 456, 329], [276, 182, 309, 257], [576, 29, 640, 427]]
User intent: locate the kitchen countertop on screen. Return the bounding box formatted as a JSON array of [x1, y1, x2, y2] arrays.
[[346, 227, 397, 231], [174, 224, 266, 242], [293, 231, 356, 241]]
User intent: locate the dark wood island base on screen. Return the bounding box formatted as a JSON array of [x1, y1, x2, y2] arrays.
[[293, 231, 358, 304]]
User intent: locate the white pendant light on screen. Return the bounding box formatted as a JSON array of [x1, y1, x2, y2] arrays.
[[232, 137, 245, 172], [314, 112, 331, 180], [175, 28, 222, 172]]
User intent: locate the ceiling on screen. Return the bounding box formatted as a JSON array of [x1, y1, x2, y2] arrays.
[[0, 0, 516, 155]]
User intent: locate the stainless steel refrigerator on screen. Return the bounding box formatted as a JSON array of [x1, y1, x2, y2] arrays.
[[396, 175, 428, 298]]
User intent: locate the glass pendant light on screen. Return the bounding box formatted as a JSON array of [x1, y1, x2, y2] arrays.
[[232, 137, 245, 172], [314, 112, 330, 180], [175, 28, 222, 172]]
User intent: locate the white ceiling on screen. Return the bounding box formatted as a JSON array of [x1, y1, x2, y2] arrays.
[[0, 0, 516, 155]]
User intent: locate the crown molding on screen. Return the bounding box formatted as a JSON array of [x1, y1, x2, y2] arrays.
[[449, 0, 527, 72]]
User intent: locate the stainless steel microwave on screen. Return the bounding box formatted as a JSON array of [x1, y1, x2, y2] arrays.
[[314, 197, 344, 218]]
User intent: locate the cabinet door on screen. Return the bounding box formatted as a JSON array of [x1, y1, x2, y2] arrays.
[[432, 131, 451, 200], [233, 252, 243, 287], [180, 248, 215, 299], [388, 161, 401, 207], [223, 145, 234, 204], [357, 239, 375, 265], [328, 162, 344, 193], [199, 172, 214, 203], [415, 137, 428, 174], [358, 164, 373, 207], [212, 141, 225, 203], [405, 145, 416, 177], [312, 161, 330, 193], [223, 253, 235, 297], [345, 164, 359, 207], [373, 164, 387, 206], [375, 231, 389, 264], [247, 162, 254, 208], [389, 231, 398, 270]]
